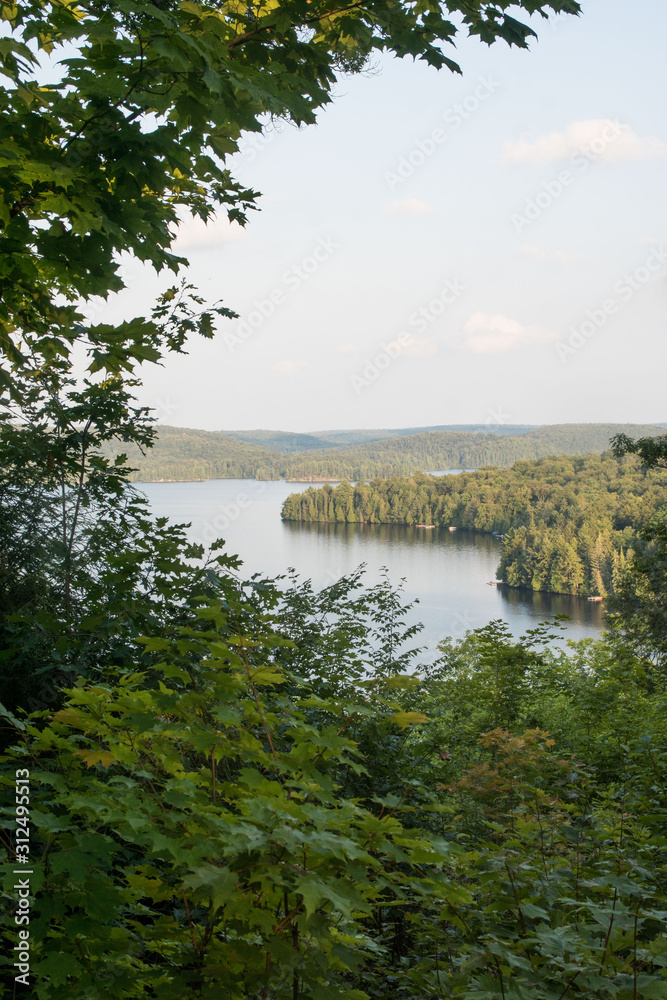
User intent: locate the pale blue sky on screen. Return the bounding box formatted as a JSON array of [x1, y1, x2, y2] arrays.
[[102, 0, 666, 431]]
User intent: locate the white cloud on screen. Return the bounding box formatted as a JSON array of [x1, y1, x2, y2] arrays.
[[272, 360, 308, 375], [172, 212, 248, 250], [382, 198, 433, 216], [462, 312, 558, 354], [401, 335, 438, 357], [518, 244, 589, 264], [502, 119, 667, 166]]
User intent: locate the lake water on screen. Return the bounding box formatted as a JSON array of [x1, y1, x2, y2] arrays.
[[140, 478, 604, 652]]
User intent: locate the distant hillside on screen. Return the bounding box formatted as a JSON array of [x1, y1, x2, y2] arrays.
[[309, 424, 539, 447], [104, 423, 667, 483], [269, 424, 667, 481], [221, 424, 540, 452], [221, 430, 338, 452], [100, 426, 279, 482]]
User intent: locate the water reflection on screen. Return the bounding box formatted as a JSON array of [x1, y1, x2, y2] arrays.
[[140, 479, 604, 653], [283, 520, 499, 553], [497, 582, 604, 631], [281, 520, 604, 644]]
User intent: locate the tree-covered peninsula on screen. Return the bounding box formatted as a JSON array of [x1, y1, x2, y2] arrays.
[[281, 453, 667, 597]]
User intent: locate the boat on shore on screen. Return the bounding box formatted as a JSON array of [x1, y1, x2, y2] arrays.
[[587, 596, 604, 602]]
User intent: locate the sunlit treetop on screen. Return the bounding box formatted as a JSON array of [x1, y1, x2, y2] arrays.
[[0, 0, 581, 378]]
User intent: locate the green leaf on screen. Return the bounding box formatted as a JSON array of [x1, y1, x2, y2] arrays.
[[183, 865, 238, 911], [389, 710, 428, 728]]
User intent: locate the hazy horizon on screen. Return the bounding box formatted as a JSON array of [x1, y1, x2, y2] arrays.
[[167, 420, 667, 436]]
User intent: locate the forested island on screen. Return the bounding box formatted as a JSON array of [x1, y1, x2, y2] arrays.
[[281, 453, 667, 597], [103, 422, 665, 482]]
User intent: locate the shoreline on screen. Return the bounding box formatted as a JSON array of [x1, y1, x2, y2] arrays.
[[134, 477, 347, 485]]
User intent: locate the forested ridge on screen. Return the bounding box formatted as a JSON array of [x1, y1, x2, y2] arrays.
[[281, 453, 667, 597], [103, 422, 665, 482], [222, 423, 540, 451]]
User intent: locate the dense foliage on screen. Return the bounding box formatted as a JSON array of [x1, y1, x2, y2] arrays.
[[281, 453, 667, 597], [607, 512, 667, 676], [100, 423, 665, 483], [612, 432, 667, 472], [4, 570, 667, 998]]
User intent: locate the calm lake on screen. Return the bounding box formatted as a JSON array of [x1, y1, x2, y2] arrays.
[[140, 478, 605, 652]]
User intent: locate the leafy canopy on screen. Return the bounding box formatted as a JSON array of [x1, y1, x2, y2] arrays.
[[612, 432, 667, 471]]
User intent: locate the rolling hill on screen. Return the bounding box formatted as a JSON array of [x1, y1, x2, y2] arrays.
[[102, 423, 667, 483]]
